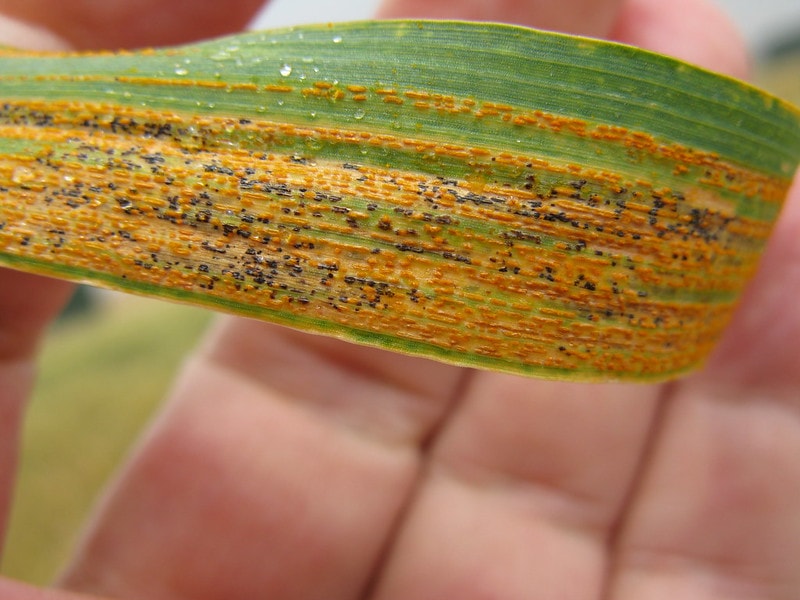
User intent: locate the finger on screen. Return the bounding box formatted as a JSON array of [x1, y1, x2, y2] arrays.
[[610, 0, 749, 79], [48, 0, 640, 596], [0, 5, 79, 575], [372, 379, 661, 599], [0, 0, 267, 545], [0, 0, 266, 49], [376, 0, 624, 37], [0, 12, 75, 548], [599, 2, 800, 598], [0, 13, 67, 50], [609, 179, 800, 600], [58, 321, 466, 599], [368, 0, 672, 597], [35, 0, 466, 595]]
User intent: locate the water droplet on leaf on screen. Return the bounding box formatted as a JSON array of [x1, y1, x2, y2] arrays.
[[11, 166, 34, 184]]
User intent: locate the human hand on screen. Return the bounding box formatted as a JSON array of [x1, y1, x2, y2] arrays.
[[3, 0, 800, 599]]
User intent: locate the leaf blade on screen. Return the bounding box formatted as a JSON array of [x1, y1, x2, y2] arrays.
[[0, 20, 798, 381]]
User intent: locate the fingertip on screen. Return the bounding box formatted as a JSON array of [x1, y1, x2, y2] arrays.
[[0, 12, 70, 50], [376, 0, 625, 38], [0, 0, 266, 50], [611, 0, 750, 80]]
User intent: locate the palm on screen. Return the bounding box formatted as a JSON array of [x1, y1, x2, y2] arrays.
[[2, 0, 800, 599]]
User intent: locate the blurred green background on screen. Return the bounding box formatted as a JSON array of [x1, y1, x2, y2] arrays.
[[2, 294, 211, 583], [2, 8, 800, 585]]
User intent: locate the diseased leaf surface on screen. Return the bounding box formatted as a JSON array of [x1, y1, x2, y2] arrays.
[[0, 20, 798, 380]]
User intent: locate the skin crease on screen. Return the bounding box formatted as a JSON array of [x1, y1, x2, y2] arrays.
[[1, 1, 799, 599]]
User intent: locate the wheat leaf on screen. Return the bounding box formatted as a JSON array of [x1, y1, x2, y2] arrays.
[[0, 20, 798, 380]]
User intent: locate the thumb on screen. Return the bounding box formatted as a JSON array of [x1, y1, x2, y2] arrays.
[[0, 8, 75, 563]]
